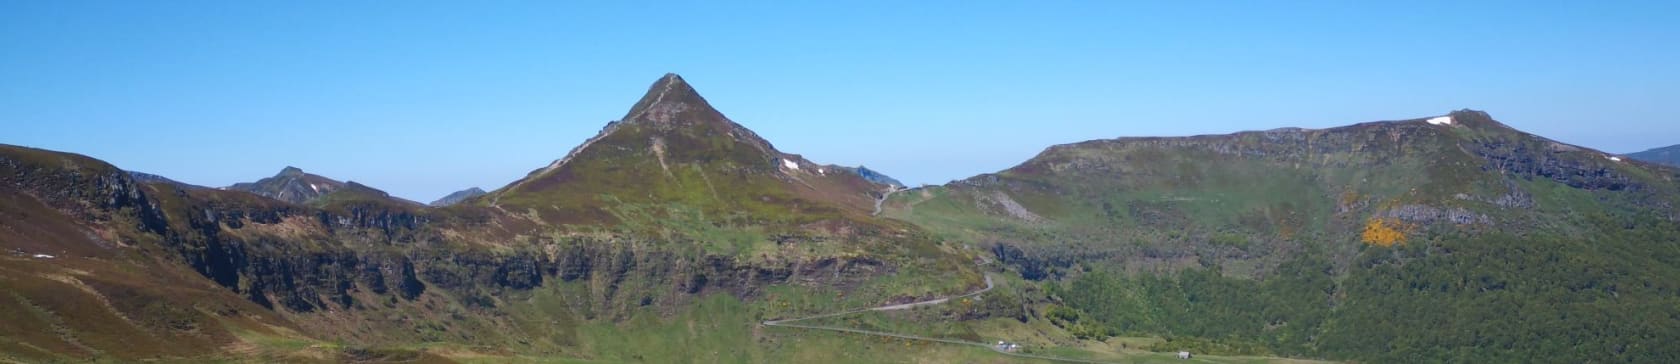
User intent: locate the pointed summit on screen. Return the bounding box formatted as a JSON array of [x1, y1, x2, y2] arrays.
[[228, 167, 346, 204], [621, 73, 728, 126], [484, 74, 902, 224]]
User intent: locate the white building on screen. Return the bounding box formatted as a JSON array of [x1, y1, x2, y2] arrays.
[[1178, 351, 1192, 359]]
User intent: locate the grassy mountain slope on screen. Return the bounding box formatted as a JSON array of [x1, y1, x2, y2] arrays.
[[0, 74, 981, 362], [20, 72, 1676, 362], [884, 110, 1680, 362], [0, 144, 317, 362], [476, 74, 967, 278], [1628, 143, 1680, 167], [488, 74, 892, 226]]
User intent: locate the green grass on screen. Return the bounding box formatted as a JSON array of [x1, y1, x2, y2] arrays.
[[14, 107, 1680, 363], [880, 113, 1680, 362]]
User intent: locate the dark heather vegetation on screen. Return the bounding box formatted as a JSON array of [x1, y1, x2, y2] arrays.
[[6, 73, 1678, 364]]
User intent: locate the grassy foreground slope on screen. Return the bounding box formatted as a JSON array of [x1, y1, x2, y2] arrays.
[[885, 110, 1680, 362]]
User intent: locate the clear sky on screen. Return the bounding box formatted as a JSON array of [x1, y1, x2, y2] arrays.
[[3, 1, 1677, 202]]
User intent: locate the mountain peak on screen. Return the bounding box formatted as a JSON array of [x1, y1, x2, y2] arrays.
[[1444, 109, 1510, 129], [486, 74, 897, 224], [621, 73, 726, 126], [430, 187, 488, 206], [229, 167, 345, 204]]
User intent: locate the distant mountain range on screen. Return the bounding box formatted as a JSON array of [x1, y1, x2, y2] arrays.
[[126, 170, 206, 189], [1628, 144, 1680, 166], [2, 75, 1677, 363], [221, 166, 423, 207], [224, 166, 347, 204], [429, 187, 486, 206]]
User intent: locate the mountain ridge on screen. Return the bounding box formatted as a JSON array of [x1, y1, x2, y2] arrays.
[[430, 187, 487, 206], [1628, 143, 1680, 167], [885, 108, 1680, 362], [127, 170, 207, 189], [225, 166, 347, 204], [0, 74, 982, 363], [4, 75, 1678, 363]]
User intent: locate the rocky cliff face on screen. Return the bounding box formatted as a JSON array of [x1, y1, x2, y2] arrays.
[[0, 145, 308, 361], [0, 142, 956, 360], [0, 145, 169, 236], [134, 176, 925, 349]]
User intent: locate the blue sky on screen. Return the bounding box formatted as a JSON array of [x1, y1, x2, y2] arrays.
[[3, 1, 1677, 201]]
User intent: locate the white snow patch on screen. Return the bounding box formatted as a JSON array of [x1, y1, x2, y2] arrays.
[[1426, 116, 1453, 125], [782, 159, 799, 170], [309, 183, 320, 193], [1607, 155, 1622, 162], [817, 168, 826, 175], [32, 254, 54, 259]]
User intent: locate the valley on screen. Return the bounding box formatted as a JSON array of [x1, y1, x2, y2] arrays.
[[2, 75, 1678, 363]]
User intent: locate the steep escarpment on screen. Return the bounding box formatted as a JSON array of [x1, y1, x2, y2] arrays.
[[133, 173, 963, 352], [0, 145, 169, 238], [0, 145, 309, 362]]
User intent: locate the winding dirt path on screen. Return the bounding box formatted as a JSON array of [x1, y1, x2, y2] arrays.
[[761, 274, 1137, 364], [871, 186, 903, 216]]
